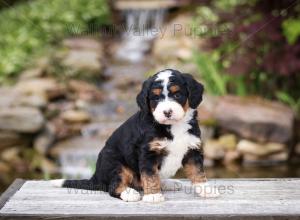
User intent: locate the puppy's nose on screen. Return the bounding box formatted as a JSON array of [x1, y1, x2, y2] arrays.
[[163, 109, 173, 118]]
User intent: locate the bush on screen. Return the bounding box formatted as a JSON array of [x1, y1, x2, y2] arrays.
[[0, 0, 110, 82], [194, 0, 300, 114]]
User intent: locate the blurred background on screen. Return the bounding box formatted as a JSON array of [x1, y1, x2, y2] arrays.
[[0, 0, 300, 193]]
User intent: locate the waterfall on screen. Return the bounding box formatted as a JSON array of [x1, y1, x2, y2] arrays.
[[116, 9, 166, 63]]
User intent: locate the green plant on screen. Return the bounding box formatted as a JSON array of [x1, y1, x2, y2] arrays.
[[0, 0, 110, 82], [276, 91, 300, 115], [194, 52, 228, 96]]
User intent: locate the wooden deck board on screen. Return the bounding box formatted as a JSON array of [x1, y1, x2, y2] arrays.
[[0, 179, 299, 219]]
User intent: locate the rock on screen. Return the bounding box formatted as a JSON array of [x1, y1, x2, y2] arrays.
[[197, 95, 218, 126], [63, 38, 103, 54], [199, 126, 214, 142], [0, 160, 10, 173], [1, 147, 20, 162], [214, 96, 295, 143], [0, 107, 45, 133], [243, 151, 288, 164], [62, 50, 102, 73], [61, 110, 91, 123], [40, 158, 59, 174], [203, 139, 225, 160], [0, 87, 18, 107], [49, 136, 102, 157], [224, 151, 241, 164], [218, 134, 237, 151], [34, 123, 56, 155], [15, 94, 47, 108], [68, 80, 103, 102], [237, 139, 286, 157], [295, 143, 300, 155], [15, 78, 64, 101], [51, 117, 83, 139], [0, 131, 29, 150], [19, 68, 44, 80]]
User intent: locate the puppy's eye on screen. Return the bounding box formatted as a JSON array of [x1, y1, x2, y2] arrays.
[[174, 93, 181, 99]]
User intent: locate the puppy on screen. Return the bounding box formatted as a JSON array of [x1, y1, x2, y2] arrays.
[[51, 69, 219, 202]]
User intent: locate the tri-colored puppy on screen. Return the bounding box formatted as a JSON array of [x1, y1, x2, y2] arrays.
[[52, 69, 219, 202]]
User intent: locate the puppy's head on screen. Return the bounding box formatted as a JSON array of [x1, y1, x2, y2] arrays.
[[136, 69, 204, 125]]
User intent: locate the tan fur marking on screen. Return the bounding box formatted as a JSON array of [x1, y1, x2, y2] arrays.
[[183, 163, 207, 184], [183, 100, 189, 112], [141, 166, 161, 195], [115, 166, 134, 194], [152, 88, 162, 96], [169, 85, 180, 93], [149, 138, 168, 154]]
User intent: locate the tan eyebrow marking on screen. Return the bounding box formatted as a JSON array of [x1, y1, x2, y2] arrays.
[[169, 85, 180, 93], [152, 88, 162, 95]]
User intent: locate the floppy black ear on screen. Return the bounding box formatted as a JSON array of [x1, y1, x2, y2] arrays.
[[136, 77, 152, 114], [182, 73, 204, 109]]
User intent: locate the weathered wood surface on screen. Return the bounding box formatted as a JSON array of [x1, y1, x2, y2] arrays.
[[0, 178, 300, 220]]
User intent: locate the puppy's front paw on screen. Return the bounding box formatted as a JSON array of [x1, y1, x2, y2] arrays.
[[142, 193, 165, 203], [193, 182, 220, 198], [120, 187, 141, 202]]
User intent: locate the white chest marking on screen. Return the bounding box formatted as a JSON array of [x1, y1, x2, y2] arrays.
[[159, 109, 201, 178]]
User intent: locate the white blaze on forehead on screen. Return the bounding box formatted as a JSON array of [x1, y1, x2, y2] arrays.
[[155, 70, 172, 97]]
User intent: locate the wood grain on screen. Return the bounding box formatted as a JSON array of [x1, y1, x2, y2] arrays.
[[0, 179, 299, 219]]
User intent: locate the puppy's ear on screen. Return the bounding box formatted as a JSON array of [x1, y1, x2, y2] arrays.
[[182, 73, 204, 109], [136, 77, 152, 114]]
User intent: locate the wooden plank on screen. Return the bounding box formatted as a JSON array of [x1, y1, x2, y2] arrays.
[[0, 179, 300, 220], [0, 179, 25, 210]]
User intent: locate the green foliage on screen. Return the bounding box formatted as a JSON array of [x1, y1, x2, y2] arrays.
[[194, 52, 228, 96], [276, 91, 300, 115], [0, 0, 110, 81], [282, 18, 300, 44]]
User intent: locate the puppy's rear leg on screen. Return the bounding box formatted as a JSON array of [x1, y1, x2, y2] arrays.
[[109, 166, 141, 202]]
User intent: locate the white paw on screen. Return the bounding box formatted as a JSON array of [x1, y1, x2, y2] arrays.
[[120, 187, 141, 202], [50, 179, 65, 187], [161, 179, 182, 191], [142, 193, 165, 203], [193, 182, 220, 198]]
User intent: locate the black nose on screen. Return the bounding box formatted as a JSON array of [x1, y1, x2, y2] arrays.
[[163, 109, 173, 118]]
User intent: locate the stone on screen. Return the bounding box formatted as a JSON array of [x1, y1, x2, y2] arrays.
[[51, 117, 83, 140], [0, 107, 45, 133], [197, 95, 218, 126], [68, 80, 103, 102], [243, 151, 289, 164], [0, 131, 29, 150], [49, 136, 102, 157], [203, 139, 225, 160], [295, 143, 300, 155], [237, 139, 286, 157], [15, 94, 47, 108], [61, 110, 91, 123], [40, 158, 59, 174], [62, 50, 102, 73], [224, 151, 241, 164], [199, 126, 214, 142], [34, 123, 56, 155], [214, 96, 295, 143], [218, 134, 237, 151], [15, 78, 64, 100], [19, 68, 44, 80], [0, 160, 10, 173], [63, 38, 103, 54], [1, 147, 20, 162]]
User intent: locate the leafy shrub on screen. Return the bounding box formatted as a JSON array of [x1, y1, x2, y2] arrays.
[[194, 0, 300, 114], [0, 0, 110, 81]]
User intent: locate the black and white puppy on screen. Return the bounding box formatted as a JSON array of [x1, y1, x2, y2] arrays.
[[51, 69, 219, 202]]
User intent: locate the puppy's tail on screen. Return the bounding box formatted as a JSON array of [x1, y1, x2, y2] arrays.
[[51, 176, 106, 191]]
